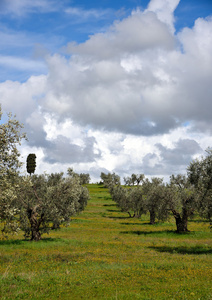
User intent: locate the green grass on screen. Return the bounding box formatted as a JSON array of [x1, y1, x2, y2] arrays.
[[0, 184, 212, 299]]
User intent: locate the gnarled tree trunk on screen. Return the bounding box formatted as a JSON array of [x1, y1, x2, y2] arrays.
[[172, 209, 189, 233], [27, 206, 42, 241]]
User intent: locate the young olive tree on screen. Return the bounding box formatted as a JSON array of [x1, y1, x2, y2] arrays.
[[0, 107, 26, 236]]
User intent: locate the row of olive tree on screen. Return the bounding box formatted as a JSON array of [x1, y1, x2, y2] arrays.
[[109, 177, 168, 224], [0, 107, 89, 241], [108, 152, 212, 233]]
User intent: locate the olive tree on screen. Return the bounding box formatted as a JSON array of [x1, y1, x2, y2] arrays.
[[67, 168, 90, 185], [79, 173, 90, 185], [67, 167, 79, 178], [135, 174, 145, 186], [100, 172, 120, 188], [142, 178, 168, 224], [109, 185, 132, 216], [123, 176, 131, 186], [124, 174, 145, 186], [16, 173, 89, 241], [187, 149, 212, 222], [0, 107, 26, 235], [110, 185, 146, 218], [128, 187, 147, 218], [130, 174, 137, 186], [166, 175, 196, 233]]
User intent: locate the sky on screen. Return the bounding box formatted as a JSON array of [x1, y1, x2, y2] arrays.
[[0, 0, 212, 183]]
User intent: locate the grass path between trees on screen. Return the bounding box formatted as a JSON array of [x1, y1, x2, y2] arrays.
[[0, 184, 212, 299]]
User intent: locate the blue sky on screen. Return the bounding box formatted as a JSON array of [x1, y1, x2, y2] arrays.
[[0, 0, 212, 181], [1, 0, 212, 81]]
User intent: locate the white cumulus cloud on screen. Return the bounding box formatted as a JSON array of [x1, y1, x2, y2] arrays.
[[1, 0, 211, 181]]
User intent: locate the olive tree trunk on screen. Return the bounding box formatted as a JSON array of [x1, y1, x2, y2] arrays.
[[127, 211, 135, 218], [171, 209, 189, 233], [27, 206, 43, 241], [149, 209, 156, 224]]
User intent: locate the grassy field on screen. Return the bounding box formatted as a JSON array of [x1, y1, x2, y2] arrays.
[[0, 184, 212, 299]]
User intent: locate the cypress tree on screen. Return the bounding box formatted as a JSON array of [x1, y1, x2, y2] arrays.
[[26, 154, 36, 175]]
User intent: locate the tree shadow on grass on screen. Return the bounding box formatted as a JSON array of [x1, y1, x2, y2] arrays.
[[98, 196, 111, 200], [103, 204, 117, 207], [120, 230, 189, 236], [0, 239, 24, 246], [107, 216, 131, 219], [0, 237, 61, 246], [149, 245, 212, 255], [189, 219, 209, 223], [38, 237, 62, 243], [121, 222, 152, 226]]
